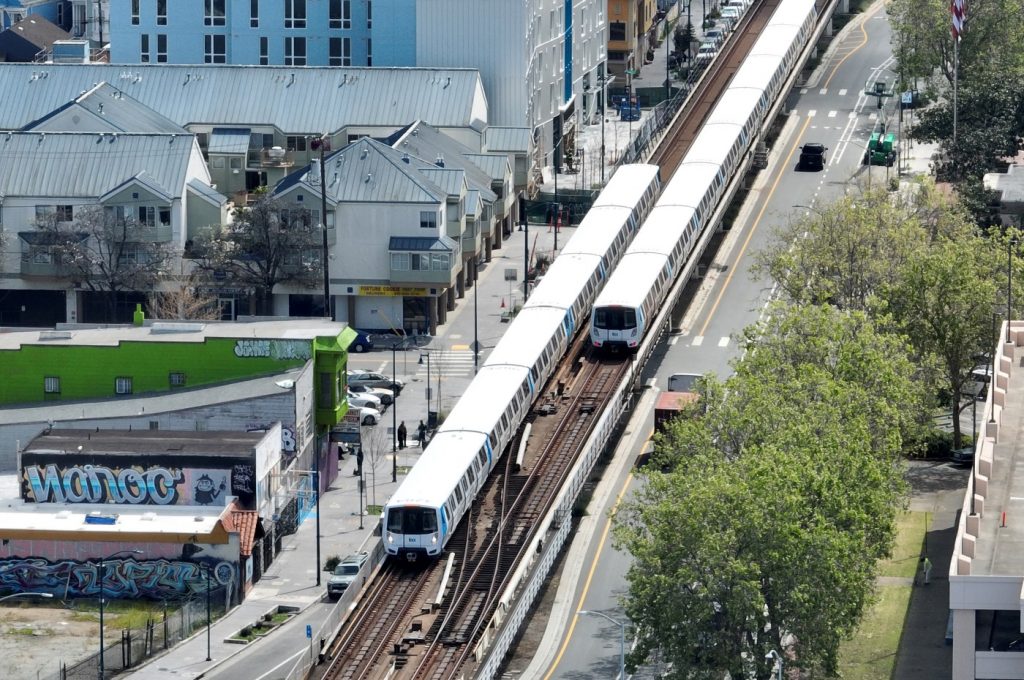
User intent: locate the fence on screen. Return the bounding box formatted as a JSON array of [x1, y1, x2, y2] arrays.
[[47, 587, 228, 680]]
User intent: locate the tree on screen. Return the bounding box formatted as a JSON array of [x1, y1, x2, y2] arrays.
[[147, 271, 222, 320], [359, 425, 390, 506], [615, 305, 909, 678], [752, 184, 963, 312], [885, 232, 1007, 447], [193, 192, 322, 315], [34, 205, 176, 322]]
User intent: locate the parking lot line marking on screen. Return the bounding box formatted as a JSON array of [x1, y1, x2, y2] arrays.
[[828, 110, 837, 118], [718, 337, 730, 347], [839, 88, 848, 96], [691, 335, 704, 346]]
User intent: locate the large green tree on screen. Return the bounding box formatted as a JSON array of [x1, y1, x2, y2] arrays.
[[616, 305, 909, 678]]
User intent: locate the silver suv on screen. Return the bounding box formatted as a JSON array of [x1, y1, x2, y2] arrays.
[[347, 370, 404, 395], [327, 552, 369, 600]]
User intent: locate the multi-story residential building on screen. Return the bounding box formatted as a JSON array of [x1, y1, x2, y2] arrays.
[[0, 130, 226, 325], [606, 0, 656, 80], [68, 0, 108, 44], [0, 0, 66, 30], [108, 0, 370, 66]]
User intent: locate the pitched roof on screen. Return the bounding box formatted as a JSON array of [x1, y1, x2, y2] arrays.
[[419, 167, 466, 197], [227, 509, 261, 556], [275, 137, 448, 204], [0, 132, 196, 199], [22, 83, 188, 134], [209, 127, 250, 154], [464, 153, 511, 182], [3, 15, 69, 50], [483, 126, 530, 153], [391, 121, 498, 202], [0, 64, 488, 133], [187, 178, 228, 207]]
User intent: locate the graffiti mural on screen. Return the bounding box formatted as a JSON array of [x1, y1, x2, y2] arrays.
[[23, 464, 183, 505], [233, 339, 311, 361], [0, 557, 236, 599], [21, 464, 254, 507]]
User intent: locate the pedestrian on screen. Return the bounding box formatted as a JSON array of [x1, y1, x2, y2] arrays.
[[397, 421, 407, 450], [417, 420, 427, 447], [922, 555, 933, 585]]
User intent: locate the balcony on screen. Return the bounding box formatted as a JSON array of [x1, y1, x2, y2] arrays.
[[248, 148, 296, 169], [20, 255, 63, 278], [389, 236, 459, 287], [138, 224, 173, 243]]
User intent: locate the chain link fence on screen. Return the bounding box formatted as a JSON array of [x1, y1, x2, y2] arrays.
[[45, 587, 228, 680]]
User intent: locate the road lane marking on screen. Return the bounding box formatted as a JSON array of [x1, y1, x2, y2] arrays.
[[823, 9, 872, 89], [718, 337, 730, 347], [819, 88, 828, 95], [828, 110, 837, 118], [807, 109, 816, 117], [697, 116, 813, 337], [691, 335, 704, 346], [839, 88, 848, 96]]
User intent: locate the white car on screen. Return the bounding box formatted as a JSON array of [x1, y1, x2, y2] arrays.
[[695, 43, 718, 63], [349, 404, 381, 426], [349, 383, 394, 405], [347, 391, 383, 410]]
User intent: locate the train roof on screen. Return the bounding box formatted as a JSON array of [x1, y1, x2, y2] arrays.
[[681, 126, 737, 167], [593, 253, 669, 309], [560, 204, 636, 258], [628, 204, 696, 255], [729, 56, 785, 91], [591, 164, 661, 208], [485, 306, 567, 368], [661, 162, 721, 206], [387, 430, 487, 508], [765, 0, 816, 27], [438, 365, 530, 434], [523, 254, 600, 311], [749, 24, 803, 58], [705, 88, 766, 127]]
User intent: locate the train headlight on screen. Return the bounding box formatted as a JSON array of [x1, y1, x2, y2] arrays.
[[387, 532, 394, 543], [431, 533, 438, 544]]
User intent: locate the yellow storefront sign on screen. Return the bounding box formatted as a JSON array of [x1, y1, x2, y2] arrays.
[[359, 285, 429, 297]]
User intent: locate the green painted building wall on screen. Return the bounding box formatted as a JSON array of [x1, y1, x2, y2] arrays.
[[0, 327, 357, 410]]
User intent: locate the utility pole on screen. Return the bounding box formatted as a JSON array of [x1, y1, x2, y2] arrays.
[[96, 0, 103, 45], [310, 135, 332, 319]]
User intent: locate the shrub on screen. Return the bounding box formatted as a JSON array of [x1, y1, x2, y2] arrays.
[[324, 555, 341, 572]]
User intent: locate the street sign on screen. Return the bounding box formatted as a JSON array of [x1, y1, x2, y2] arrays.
[[306, 624, 312, 639], [901, 91, 913, 104], [504, 268, 518, 281]]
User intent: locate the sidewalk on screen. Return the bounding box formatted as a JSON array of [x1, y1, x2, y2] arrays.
[[121, 220, 567, 680]]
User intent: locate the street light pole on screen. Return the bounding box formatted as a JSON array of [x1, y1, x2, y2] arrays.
[[1009, 237, 1017, 344], [391, 343, 398, 461], [98, 550, 141, 680], [203, 564, 212, 661], [520, 191, 530, 300], [600, 70, 607, 185], [766, 649, 783, 680], [419, 352, 431, 425], [473, 222, 479, 374], [314, 464, 321, 586], [578, 610, 625, 680]]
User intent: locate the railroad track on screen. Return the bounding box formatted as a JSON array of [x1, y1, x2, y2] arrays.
[[649, 0, 783, 173]]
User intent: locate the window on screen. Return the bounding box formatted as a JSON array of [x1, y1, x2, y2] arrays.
[[115, 377, 133, 395], [156, 34, 167, 62], [390, 252, 409, 270], [342, 36, 351, 65], [366, 38, 372, 66], [284, 36, 306, 65], [131, 0, 139, 24], [284, 0, 306, 28], [250, 132, 273, 149], [286, 135, 307, 152], [44, 377, 60, 394], [609, 21, 626, 41], [157, 0, 167, 25], [366, 0, 371, 27], [419, 211, 437, 230], [329, 37, 342, 65], [250, 0, 259, 27], [140, 34, 150, 62], [343, 0, 351, 28], [259, 36, 268, 64], [39, 204, 74, 222], [169, 372, 186, 387], [329, 0, 342, 28], [204, 0, 225, 25], [204, 34, 226, 63]]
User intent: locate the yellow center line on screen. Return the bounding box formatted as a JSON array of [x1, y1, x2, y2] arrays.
[[543, 453, 642, 679], [697, 115, 813, 338], [823, 10, 872, 90]]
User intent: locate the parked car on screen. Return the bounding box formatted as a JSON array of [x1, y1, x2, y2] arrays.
[[349, 383, 394, 405], [327, 552, 370, 599], [348, 330, 374, 353], [964, 365, 992, 401], [348, 370, 404, 395], [703, 28, 726, 46], [668, 372, 701, 393], [347, 391, 382, 410], [695, 43, 719, 63], [951, 445, 975, 466], [719, 6, 742, 23], [349, 404, 381, 426], [798, 142, 827, 171]]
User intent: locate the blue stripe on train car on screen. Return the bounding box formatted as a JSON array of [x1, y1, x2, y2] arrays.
[[440, 507, 448, 539], [484, 439, 494, 466], [527, 373, 536, 394]]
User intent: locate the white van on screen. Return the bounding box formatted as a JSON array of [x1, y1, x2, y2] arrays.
[[720, 6, 742, 22]]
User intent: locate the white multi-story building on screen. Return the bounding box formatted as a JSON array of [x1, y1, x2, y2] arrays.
[[69, 0, 108, 44]]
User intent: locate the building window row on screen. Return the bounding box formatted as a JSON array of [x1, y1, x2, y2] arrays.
[[205, 0, 226, 26], [329, 37, 351, 66], [205, 34, 226, 63], [140, 34, 167, 62], [284, 36, 306, 65], [285, 0, 306, 28], [390, 252, 451, 272]]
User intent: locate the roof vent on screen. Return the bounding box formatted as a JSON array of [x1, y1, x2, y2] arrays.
[[98, 103, 104, 115], [360, 147, 368, 160], [365, 173, 372, 183], [435, 154, 445, 168], [402, 153, 410, 164]]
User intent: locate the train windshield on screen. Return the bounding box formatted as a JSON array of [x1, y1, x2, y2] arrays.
[[387, 507, 438, 534], [594, 307, 637, 330]]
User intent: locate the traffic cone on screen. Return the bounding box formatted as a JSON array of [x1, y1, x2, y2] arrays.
[[500, 297, 506, 309]]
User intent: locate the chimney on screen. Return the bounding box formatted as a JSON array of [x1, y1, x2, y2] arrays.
[[309, 158, 321, 184], [435, 154, 445, 168]]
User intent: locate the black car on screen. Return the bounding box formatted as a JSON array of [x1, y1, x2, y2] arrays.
[[951, 446, 975, 466], [798, 143, 827, 171]]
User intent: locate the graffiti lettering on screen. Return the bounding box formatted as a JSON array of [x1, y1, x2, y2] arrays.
[[234, 339, 271, 358], [24, 464, 183, 505], [0, 558, 236, 599], [233, 339, 311, 361]]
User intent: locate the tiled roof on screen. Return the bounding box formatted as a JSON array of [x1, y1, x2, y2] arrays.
[[0, 64, 488, 133], [228, 509, 260, 556]]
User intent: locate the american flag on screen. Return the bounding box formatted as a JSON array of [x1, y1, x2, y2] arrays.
[[951, 0, 966, 39]]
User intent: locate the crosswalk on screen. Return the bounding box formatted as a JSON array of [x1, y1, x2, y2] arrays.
[[415, 349, 479, 379]]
